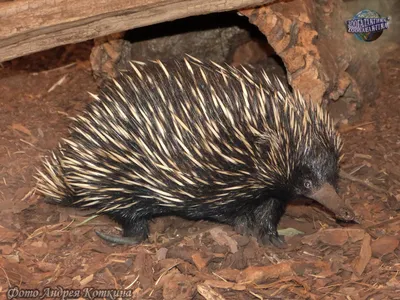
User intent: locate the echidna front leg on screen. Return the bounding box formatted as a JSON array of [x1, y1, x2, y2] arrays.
[[96, 212, 150, 245], [234, 197, 285, 248], [254, 197, 287, 248], [233, 214, 257, 236], [232, 197, 287, 248]]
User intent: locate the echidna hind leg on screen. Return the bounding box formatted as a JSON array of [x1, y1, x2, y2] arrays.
[[96, 212, 150, 245]]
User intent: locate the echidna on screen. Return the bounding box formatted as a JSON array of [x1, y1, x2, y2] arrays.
[[36, 56, 355, 247]]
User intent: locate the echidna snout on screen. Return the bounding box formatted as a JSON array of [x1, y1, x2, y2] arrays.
[[306, 183, 355, 222]]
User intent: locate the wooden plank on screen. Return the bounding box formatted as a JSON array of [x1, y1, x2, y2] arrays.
[[0, 0, 273, 62]]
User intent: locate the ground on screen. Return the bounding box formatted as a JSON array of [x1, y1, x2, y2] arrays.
[[0, 42, 400, 300]]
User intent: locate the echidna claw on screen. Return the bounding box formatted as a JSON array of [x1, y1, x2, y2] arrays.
[[95, 230, 142, 245], [260, 234, 287, 249]]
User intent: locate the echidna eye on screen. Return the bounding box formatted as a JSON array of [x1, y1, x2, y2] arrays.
[[304, 180, 312, 189]]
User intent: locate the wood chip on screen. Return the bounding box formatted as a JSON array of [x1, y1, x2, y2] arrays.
[[203, 280, 246, 291], [156, 248, 168, 261], [302, 228, 365, 246], [11, 123, 32, 136], [36, 261, 58, 272], [319, 229, 349, 246], [0, 226, 19, 243], [209, 227, 238, 253], [0, 244, 13, 255], [371, 236, 399, 257], [215, 268, 241, 282], [352, 233, 372, 276], [80, 274, 94, 286], [236, 262, 293, 284], [192, 252, 210, 271], [197, 283, 226, 300]]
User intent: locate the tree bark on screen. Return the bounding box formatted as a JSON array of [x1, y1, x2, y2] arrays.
[[0, 0, 273, 63]]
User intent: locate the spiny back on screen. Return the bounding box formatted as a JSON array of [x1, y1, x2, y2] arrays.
[[36, 56, 342, 212]]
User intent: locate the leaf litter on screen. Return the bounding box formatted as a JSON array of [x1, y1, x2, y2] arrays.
[[0, 43, 400, 299]]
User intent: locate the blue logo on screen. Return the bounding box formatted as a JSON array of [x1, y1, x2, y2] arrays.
[[346, 9, 390, 42]]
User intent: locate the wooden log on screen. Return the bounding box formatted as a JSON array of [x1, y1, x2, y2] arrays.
[[0, 0, 273, 63], [240, 0, 380, 109]]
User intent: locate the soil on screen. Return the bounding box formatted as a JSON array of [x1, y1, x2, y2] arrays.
[[1, 42, 400, 300]]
